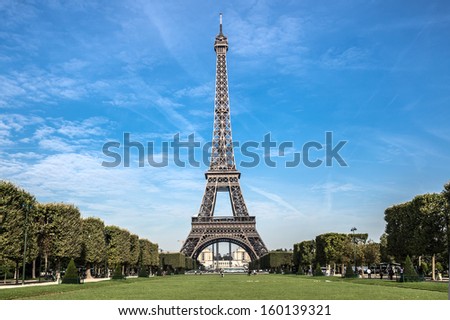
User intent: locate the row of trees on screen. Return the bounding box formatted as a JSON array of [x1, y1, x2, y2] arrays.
[[292, 181, 449, 277], [0, 181, 159, 283], [293, 232, 381, 274], [383, 182, 450, 278]]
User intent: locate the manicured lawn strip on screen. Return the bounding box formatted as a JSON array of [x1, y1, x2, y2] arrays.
[[0, 275, 447, 300], [0, 280, 132, 300], [321, 276, 447, 293]]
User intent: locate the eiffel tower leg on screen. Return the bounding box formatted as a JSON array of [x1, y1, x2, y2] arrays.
[[228, 184, 248, 216], [199, 184, 218, 217], [229, 242, 232, 267]]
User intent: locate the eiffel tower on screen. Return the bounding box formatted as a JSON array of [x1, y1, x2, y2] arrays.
[[180, 14, 268, 261]]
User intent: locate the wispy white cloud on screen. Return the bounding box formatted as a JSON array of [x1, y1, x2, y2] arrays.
[[0, 114, 111, 157], [229, 14, 304, 58], [56, 117, 109, 138], [248, 185, 302, 215], [375, 132, 449, 167], [320, 47, 370, 69], [38, 137, 77, 153], [0, 113, 44, 145], [311, 182, 363, 193], [33, 126, 56, 140], [0, 0, 38, 27], [0, 69, 89, 107], [175, 83, 214, 98]]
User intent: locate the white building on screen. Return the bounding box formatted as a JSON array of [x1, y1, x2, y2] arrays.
[[198, 247, 250, 269]]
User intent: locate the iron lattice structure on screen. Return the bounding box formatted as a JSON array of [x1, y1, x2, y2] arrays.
[[180, 15, 268, 261]]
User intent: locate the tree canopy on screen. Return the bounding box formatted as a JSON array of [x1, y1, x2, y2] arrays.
[[1, 181, 159, 280]]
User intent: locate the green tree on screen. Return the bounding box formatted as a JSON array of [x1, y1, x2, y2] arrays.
[[0, 181, 37, 283], [81, 217, 106, 278], [112, 264, 125, 280], [293, 240, 315, 273], [105, 226, 131, 274], [139, 239, 159, 275], [128, 234, 140, 275], [385, 193, 447, 262], [344, 263, 356, 278], [401, 255, 420, 282], [442, 181, 450, 294], [138, 239, 151, 277], [379, 233, 392, 262], [35, 203, 55, 275], [315, 233, 352, 274], [39, 203, 82, 273], [313, 262, 324, 277], [385, 202, 414, 261], [149, 242, 159, 274], [364, 241, 381, 268], [414, 194, 446, 256], [62, 258, 80, 284]]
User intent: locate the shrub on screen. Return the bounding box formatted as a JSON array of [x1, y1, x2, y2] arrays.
[[399, 255, 422, 282], [62, 258, 80, 284], [296, 268, 305, 275], [344, 264, 357, 278], [419, 262, 428, 276], [313, 263, 324, 277], [138, 267, 149, 277], [112, 265, 125, 280]]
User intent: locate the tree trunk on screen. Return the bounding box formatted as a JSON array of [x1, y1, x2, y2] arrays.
[[85, 262, 93, 279], [15, 261, 19, 285], [56, 260, 61, 281], [32, 259, 36, 279], [432, 254, 436, 281]]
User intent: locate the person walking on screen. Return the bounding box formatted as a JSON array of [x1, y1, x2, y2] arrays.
[[367, 268, 372, 279]]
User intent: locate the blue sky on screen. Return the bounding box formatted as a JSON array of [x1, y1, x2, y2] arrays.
[[1, 0, 449, 252]]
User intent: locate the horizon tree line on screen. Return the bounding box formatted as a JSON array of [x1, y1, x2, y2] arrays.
[[0, 180, 159, 283], [293, 181, 450, 277]]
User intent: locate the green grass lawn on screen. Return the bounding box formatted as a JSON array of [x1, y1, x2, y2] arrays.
[[0, 275, 447, 300]]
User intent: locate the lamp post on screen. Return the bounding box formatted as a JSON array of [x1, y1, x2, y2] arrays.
[[351, 227, 357, 274]]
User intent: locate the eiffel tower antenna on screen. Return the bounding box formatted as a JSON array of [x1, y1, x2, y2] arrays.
[[180, 14, 268, 261]]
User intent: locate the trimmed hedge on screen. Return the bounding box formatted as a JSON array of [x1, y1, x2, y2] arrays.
[[62, 258, 81, 284]]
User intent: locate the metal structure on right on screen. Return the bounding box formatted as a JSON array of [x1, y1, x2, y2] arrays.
[[180, 14, 268, 261]]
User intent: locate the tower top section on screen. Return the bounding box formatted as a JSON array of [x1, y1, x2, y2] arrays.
[[214, 13, 228, 52]]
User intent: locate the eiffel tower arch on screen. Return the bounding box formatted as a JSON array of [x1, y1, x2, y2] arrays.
[[181, 14, 268, 261]]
